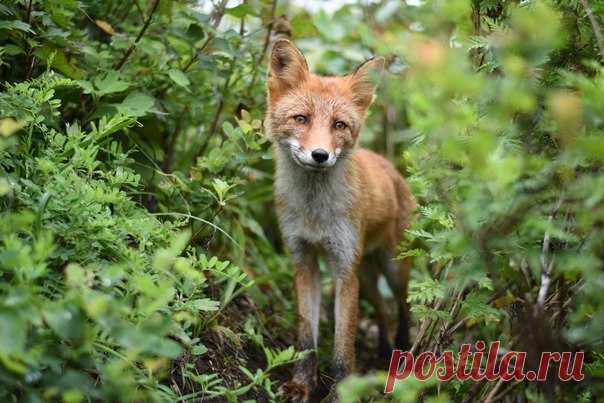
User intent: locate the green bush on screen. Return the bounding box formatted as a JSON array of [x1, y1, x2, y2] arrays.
[[0, 73, 256, 401], [0, 0, 296, 401]]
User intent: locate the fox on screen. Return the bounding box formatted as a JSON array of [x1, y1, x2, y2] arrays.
[[265, 39, 417, 401]]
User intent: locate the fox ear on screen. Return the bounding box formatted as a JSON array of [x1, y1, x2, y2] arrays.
[[268, 39, 309, 97], [348, 57, 385, 110]]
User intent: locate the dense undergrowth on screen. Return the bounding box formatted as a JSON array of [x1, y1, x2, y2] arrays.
[[1, 0, 604, 402]]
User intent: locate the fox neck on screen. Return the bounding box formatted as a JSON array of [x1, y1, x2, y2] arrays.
[[274, 142, 359, 237]]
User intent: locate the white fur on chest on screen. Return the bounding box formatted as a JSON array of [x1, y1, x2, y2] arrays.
[[275, 150, 359, 270]]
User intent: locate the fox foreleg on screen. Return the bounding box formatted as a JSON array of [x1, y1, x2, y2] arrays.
[[290, 244, 321, 400]]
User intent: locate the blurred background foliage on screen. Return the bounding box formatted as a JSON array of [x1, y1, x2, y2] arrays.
[[1, 0, 604, 402]]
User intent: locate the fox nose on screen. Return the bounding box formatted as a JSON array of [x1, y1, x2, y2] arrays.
[[311, 148, 329, 163]]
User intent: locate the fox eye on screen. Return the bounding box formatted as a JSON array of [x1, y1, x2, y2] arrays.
[[293, 115, 309, 124], [334, 120, 347, 130]]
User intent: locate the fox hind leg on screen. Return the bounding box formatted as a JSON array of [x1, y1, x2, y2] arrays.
[[359, 251, 392, 361], [383, 255, 412, 351]]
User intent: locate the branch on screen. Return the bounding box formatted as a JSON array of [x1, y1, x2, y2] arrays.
[[486, 381, 521, 403], [133, 0, 146, 22], [239, 0, 247, 36], [259, 0, 279, 62], [161, 112, 185, 173], [181, 0, 229, 73], [211, 0, 229, 29], [460, 381, 486, 403], [245, 0, 279, 95], [114, 0, 161, 70], [192, 57, 234, 163], [410, 298, 443, 355], [190, 3, 247, 164], [579, 0, 604, 62], [25, 0, 33, 24], [24, 0, 35, 79], [483, 379, 505, 403], [429, 287, 469, 353], [535, 197, 564, 312]]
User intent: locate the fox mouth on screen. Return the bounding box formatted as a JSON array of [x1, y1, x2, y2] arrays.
[[290, 149, 333, 172], [278, 139, 333, 171], [291, 152, 330, 171]]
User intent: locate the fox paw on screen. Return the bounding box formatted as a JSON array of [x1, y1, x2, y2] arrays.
[[281, 380, 312, 403]]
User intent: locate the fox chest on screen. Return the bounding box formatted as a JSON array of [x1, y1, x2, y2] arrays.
[[275, 183, 359, 269], [278, 198, 346, 242]]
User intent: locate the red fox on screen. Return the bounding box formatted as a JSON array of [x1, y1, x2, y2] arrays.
[[266, 39, 416, 401]]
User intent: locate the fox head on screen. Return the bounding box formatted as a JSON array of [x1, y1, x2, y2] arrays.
[[266, 39, 384, 171]]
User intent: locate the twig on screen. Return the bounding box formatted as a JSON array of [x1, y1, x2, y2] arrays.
[[410, 298, 443, 355], [430, 287, 468, 353], [579, 0, 604, 62], [447, 317, 467, 335], [181, 0, 230, 72], [118, 2, 134, 23], [191, 4, 249, 163], [460, 380, 486, 403], [192, 54, 233, 162], [114, 0, 161, 70], [536, 197, 563, 312], [536, 259, 555, 309], [487, 381, 521, 403], [239, 0, 247, 36], [182, 36, 213, 72], [470, 0, 484, 68], [24, 0, 35, 79], [245, 0, 279, 95], [161, 111, 185, 173], [25, 0, 33, 24], [259, 0, 279, 63], [134, 0, 146, 22], [519, 258, 533, 288], [211, 0, 229, 28], [483, 378, 505, 403], [440, 289, 505, 345]]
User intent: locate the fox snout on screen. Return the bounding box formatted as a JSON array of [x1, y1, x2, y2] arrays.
[[311, 148, 329, 163], [281, 138, 340, 170]]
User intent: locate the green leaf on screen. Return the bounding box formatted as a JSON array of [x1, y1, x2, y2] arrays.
[[225, 4, 256, 18], [408, 279, 445, 304], [76, 80, 95, 94], [168, 68, 191, 89], [65, 264, 86, 287], [237, 119, 253, 134], [43, 303, 85, 342], [462, 291, 503, 324], [3, 44, 24, 56], [313, 11, 346, 41], [189, 298, 220, 312], [115, 92, 155, 117], [397, 248, 426, 260], [192, 344, 208, 356], [0, 20, 34, 33], [290, 13, 319, 38], [35, 46, 86, 79], [94, 71, 131, 95], [0, 310, 26, 355]]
